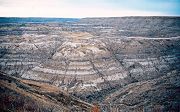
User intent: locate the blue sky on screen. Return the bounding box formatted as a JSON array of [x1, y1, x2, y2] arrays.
[[0, 0, 180, 17]]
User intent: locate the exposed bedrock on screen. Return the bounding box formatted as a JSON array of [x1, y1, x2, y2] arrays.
[[14, 36, 180, 96], [0, 17, 180, 111]]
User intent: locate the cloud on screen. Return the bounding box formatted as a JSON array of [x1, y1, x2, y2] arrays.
[[0, 0, 179, 17]]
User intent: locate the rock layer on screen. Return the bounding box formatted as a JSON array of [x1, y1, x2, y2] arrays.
[[0, 17, 180, 111]]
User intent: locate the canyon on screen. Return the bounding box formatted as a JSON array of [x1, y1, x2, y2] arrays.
[[0, 17, 180, 111]]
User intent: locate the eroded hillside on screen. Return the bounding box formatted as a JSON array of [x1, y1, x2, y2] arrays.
[[0, 71, 93, 112], [0, 17, 180, 111]]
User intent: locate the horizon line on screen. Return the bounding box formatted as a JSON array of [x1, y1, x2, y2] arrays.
[[1, 15, 180, 19]]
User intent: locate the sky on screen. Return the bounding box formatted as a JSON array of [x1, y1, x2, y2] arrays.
[[0, 0, 180, 18]]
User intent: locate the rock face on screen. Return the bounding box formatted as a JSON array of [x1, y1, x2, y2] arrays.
[[0, 17, 180, 111]]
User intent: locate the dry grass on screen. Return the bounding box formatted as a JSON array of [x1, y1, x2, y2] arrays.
[[62, 31, 93, 40], [0, 73, 93, 111]]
